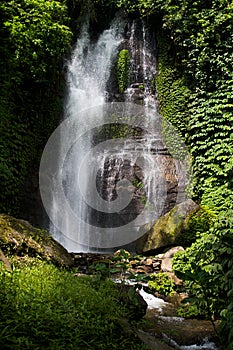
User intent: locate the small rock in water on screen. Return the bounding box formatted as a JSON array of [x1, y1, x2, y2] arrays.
[[161, 257, 173, 272]]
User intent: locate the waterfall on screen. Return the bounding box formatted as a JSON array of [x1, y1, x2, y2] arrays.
[[66, 19, 124, 112], [40, 16, 189, 253], [49, 17, 126, 252]]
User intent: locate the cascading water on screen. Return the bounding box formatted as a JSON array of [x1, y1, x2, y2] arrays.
[[43, 16, 189, 253], [66, 20, 124, 112], [49, 16, 126, 252], [126, 20, 157, 110]]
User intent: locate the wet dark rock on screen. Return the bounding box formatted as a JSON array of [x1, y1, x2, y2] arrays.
[[144, 308, 219, 347], [137, 329, 175, 350]]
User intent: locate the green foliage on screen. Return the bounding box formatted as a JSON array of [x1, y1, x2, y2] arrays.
[[177, 303, 201, 319], [153, 6, 232, 346], [187, 89, 233, 199], [156, 52, 190, 136], [136, 1, 233, 212], [177, 206, 216, 247], [0, 0, 72, 214], [148, 272, 175, 297], [1, 0, 71, 79], [117, 49, 130, 93], [173, 212, 233, 345], [217, 213, 233, 349], [89, 249, 131, 280], [160, 1, 233, 204], [0, 260, 147, 349], [155, 32, 191, 163], [161, 0, 233, 90], [0, 1, 232, 346], [116, 0, 161, 17], [89, 260, 112, 282], [101, 122, 141, 139], [201, 182, 233, 213], [173, 229, 223, 320]]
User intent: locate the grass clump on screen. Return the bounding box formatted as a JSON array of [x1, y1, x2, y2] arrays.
[[0, 259, 147, 350]]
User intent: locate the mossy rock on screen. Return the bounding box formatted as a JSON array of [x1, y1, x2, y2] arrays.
[[136, 199, 199, 254], [0, 214, 73, 267]]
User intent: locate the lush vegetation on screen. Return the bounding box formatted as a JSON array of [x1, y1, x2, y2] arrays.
[[148, 272, 175, 297], [156, 3, 233, 346], [0, 0, 232, 348], [0, 259, 147, 350], [0, 0, 72, 214]]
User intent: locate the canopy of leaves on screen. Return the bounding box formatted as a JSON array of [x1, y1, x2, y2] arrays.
[[1, 0, 72, 80]]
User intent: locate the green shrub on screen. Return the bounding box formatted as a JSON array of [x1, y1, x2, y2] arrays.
[[148, 272, 175, 297], [0, 260, 147, 350], [0, 0, 72, 214], [177, 206, 215, 247], [173, 212, 233, 342], [177, 303, 201, 319]]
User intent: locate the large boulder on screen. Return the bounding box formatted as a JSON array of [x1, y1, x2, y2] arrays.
[[0, 214, 73, 267], [136, 199, 199, 254]]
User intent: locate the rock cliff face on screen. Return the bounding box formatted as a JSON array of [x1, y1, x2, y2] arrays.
[[93, 18, 188, 249]]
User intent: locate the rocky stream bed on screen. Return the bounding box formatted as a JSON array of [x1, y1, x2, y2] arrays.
[[0, 214, 221, 350], [71, 250, 220, 350]]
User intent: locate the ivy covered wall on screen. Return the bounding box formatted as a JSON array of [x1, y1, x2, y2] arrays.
[[115, 0, 233, 212], [0, 0, 72, 216]]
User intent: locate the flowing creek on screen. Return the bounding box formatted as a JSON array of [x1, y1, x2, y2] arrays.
[[139, 289, 218, 350], [113, 280, 219, 349], [73, 252, 219, 350]]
